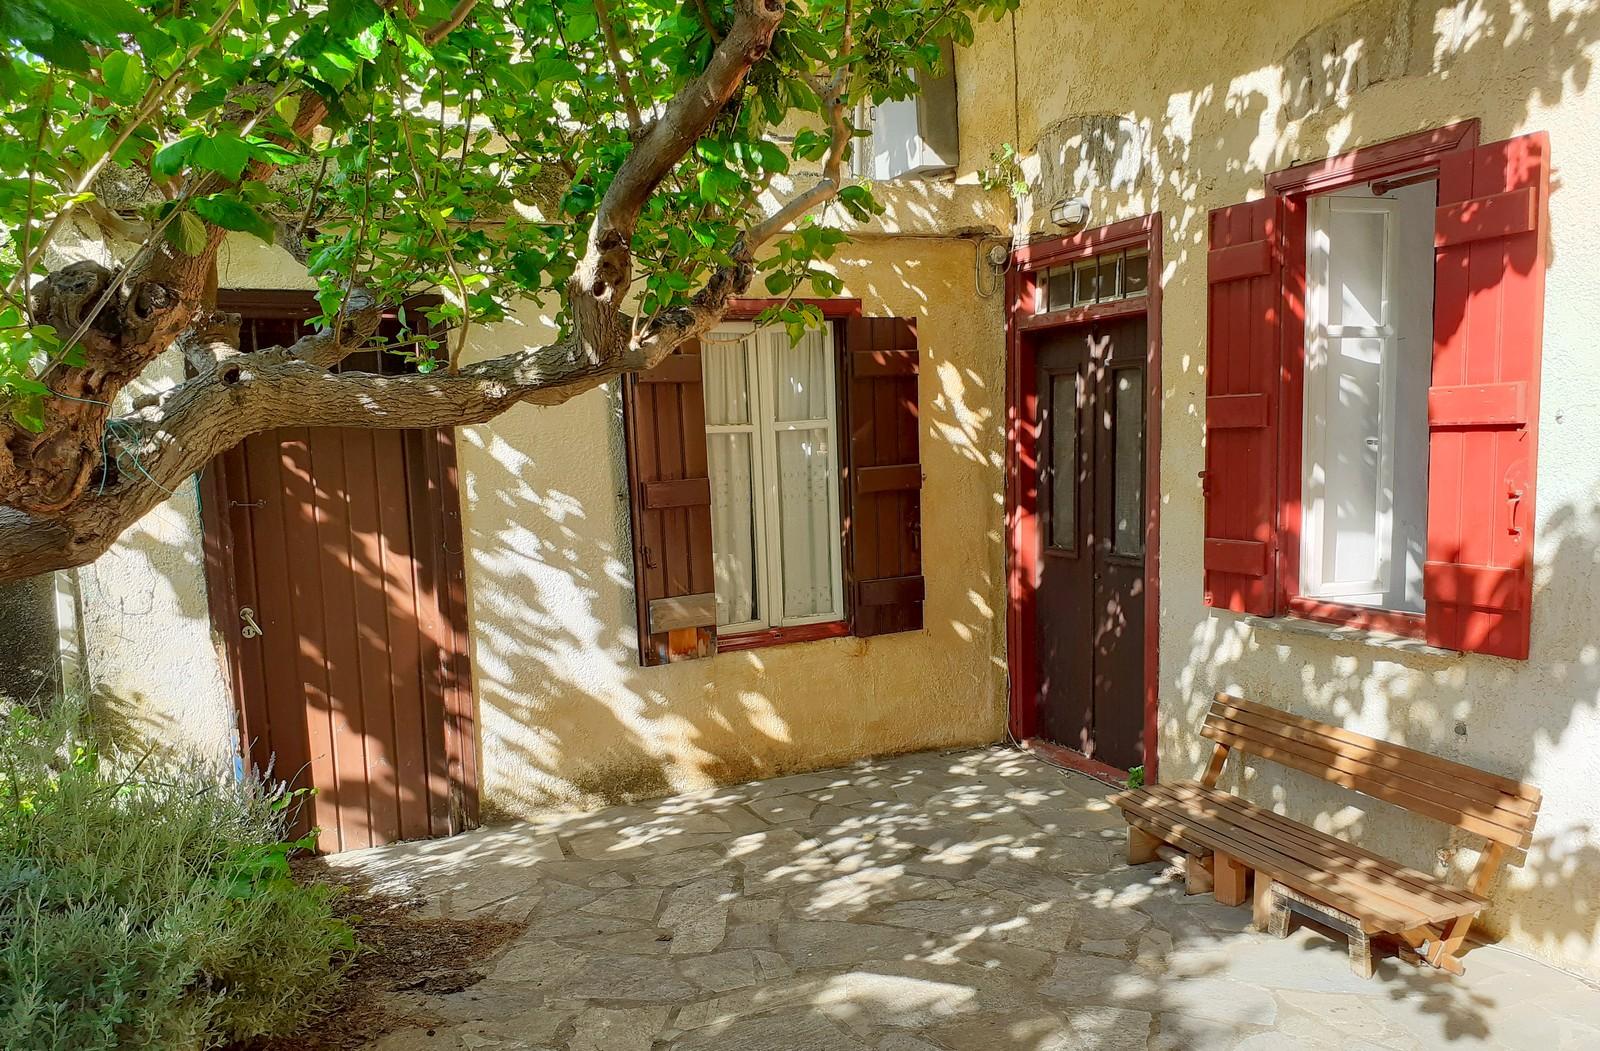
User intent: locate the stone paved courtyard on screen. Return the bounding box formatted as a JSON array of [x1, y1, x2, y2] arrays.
[[332, 748, 1600, 1050]]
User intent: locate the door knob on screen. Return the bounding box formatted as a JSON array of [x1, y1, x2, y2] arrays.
[[239, 606, 264, 639]]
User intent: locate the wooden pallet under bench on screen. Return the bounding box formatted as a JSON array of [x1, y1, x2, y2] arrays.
[[1111, 693, 1539, 977]]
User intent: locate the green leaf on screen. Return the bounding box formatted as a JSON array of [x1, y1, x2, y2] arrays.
[[193, 132, 254, 182], [167, 211, 209, 255], [100, 51, 147, 102], [274, 94, 301, 128], [246, 137, 301, 167], [192, 193, 275, 241], [151, 134, 201, 178]]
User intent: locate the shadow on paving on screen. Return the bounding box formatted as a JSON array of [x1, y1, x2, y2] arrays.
[[321, 748, 1600, 1051]]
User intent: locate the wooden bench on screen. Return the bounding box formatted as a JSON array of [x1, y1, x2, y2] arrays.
[[1110, 693, 1539, 977]]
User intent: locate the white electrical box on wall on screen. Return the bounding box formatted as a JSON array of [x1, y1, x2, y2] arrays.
[[860, 41, 959, 181]]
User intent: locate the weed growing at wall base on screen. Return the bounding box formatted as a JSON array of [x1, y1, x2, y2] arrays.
[[0, 701, 353, 1050]]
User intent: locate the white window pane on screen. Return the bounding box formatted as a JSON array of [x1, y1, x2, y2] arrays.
[[708, 432, 758, 625], [1320, 336, 1387, 588], [1327, 206, 1387, 328], [703, 337, 751, 426], [771, 328, 830, 422], [1112, 368, 1144, 557], [775, 428, 836, 618]]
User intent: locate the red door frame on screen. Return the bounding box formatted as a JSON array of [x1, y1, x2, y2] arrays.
[[1005, 213, 1163, 782], [1268, 120, 1480, 638]]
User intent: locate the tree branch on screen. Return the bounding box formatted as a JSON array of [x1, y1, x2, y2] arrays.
[[423, 0, 480, 47], [593, 0, 643, 133], [694, 0, 725, 43], [746, 59, 854, 244], [0, 0, 798, 580]]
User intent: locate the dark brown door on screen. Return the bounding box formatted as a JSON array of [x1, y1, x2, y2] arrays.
[[201, 300, 477, 853], [1033, 314, 1147, 770]]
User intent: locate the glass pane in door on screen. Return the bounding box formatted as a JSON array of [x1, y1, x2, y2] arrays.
[[1112, 367, 1144, 557], [1048, 371, 1078, 551]]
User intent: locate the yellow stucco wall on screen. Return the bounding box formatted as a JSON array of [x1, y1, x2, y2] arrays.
[[955, 0, 1600, 977], [457, 235, 1010, 814], [65, 0, 1600, 983]]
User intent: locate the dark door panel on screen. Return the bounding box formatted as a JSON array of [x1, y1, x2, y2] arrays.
[[1031, 315, 1147, 769]]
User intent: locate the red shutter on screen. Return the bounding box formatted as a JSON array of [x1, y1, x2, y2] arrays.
[[1425, 132, 1548, 659], [1203, 197, 1283, 615], [622, 342, 717, 665], [842, 316, 924, 636]]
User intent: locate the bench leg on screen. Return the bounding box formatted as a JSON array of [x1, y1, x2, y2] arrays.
[[1349, 930, 1376, 980], [1425, 915, 1472, 976], [1184, 852, 1214, 895], [1127, 825, 1162, 866], [1268, 894, 1291, 939], [1252, 874, 1275, 931], [1213, 851, 1248, 907]]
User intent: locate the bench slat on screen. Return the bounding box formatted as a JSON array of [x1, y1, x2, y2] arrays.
[[1206, 701, 1538, 821], [1212, 695, 1539, 803], [1166, 783, 1482, 909], [1145, 783, 1485, 921], [1114, 790, 1423, 930], [1116, 786, 1478, 929], [1201, 720, 1533, 849], [1125, 810, 1209, 858], [1125, 787, 1473, 927]]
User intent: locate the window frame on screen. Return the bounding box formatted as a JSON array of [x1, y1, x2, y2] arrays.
[[704, 320, 846, 636], [713, 298, 864, 653], [1270, 120, 1482, 639]]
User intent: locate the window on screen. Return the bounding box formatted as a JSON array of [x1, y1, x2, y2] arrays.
[[702, 323, 844, 633], [1300, 181, 1433, 613], [1037, 247, 1149, 313], [622, 309, 924, 665], [1203, 124, 1549, 658], [848, 42, 958, 181]]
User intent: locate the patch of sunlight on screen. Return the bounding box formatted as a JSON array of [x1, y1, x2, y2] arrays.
[[738, 691, 791, 743], [812, 971, 977, 1024]]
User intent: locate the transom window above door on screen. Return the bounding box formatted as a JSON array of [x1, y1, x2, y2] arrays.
[[702, 323, 844, 633], [1036, 247, 1149, 313]]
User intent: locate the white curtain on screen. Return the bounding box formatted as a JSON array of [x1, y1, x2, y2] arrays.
[[765, 329, 836, 619], [703, 338, 758, 626]]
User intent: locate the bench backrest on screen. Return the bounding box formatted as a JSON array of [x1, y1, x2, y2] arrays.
[[1202, 693, 1540, 850]]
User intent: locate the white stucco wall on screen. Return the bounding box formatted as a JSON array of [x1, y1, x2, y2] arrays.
[[957, 0, 1600, 977]]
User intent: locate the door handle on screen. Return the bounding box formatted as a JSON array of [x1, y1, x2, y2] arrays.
[[239, 606, 264, 639], [1507, 487, 1525, 537]]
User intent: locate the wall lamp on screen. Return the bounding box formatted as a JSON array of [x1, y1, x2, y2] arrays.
[[1050, 196, 1091, 231]]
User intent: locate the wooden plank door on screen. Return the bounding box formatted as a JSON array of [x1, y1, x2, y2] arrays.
[[1031, 315, 1148, 770], [200, 301, 476, 853]]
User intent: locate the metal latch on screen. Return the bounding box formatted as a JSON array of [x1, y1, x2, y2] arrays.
[[239, 606, 263, 639]]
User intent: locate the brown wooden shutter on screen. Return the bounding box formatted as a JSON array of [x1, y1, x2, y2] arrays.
[[1425, 132, 1549, 659], [842, 316, 924, 636], [622, 342, 717, 665], [1203, 197, 1283, 615]]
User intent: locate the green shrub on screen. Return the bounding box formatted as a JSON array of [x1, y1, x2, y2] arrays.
[[0, 702, 353, 1051]]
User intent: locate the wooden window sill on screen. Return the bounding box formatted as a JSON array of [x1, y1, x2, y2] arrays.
[[717, 621, 850, 653], [1221, 611, 1459, 659]]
